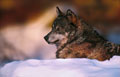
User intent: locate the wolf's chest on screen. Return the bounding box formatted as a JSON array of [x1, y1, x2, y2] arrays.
[[56, 42, 95, 58]]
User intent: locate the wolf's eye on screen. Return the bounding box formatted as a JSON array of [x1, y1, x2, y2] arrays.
[[57, 27, 60, 31]]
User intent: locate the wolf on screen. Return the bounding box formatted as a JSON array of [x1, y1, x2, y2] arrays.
[[44, 7, 120, 61]]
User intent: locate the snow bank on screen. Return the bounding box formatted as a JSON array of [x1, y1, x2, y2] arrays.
[[0, 56, 120, 77]]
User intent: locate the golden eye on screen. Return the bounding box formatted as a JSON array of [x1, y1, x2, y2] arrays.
[[57, 27, 60, 31]]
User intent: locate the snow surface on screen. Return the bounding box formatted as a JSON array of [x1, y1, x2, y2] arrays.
[[0, 56, 120, 77]]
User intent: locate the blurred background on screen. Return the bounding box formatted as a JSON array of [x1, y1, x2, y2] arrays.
[[0, 0, 120, 64]]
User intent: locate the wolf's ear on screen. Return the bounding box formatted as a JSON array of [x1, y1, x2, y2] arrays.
[[66, 9, 77, 25], [56, 7, 64, 16]]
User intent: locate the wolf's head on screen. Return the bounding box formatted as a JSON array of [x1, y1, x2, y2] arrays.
[[44, 7, 82, 48]]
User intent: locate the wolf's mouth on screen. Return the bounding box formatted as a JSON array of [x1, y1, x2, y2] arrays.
[[53, 40, 59, 43], [48, 40, 59, 44]]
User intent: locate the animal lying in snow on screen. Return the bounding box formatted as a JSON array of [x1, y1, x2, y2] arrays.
[[44, 7, 120, 61]]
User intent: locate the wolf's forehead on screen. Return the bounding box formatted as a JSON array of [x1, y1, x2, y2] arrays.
[[53, 18, 67, 26]]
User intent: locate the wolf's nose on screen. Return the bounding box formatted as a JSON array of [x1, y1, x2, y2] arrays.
[[44, 35, 48, 42]]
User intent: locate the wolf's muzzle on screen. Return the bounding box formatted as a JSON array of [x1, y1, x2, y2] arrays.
[[44, 35, 49, 42], [44, 35, 53, 44]]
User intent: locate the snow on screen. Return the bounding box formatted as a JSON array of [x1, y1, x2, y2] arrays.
[[0, 56, 120, 77]]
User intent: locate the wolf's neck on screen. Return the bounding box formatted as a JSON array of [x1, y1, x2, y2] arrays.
[[85, 30, 107, 43], [78, 18, 107, 44]]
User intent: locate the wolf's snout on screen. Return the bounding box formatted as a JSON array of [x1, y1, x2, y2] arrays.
[[44, 35, 49, 42]]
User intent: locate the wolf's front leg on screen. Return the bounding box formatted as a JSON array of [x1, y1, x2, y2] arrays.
[[56, 48, 75, 58]]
